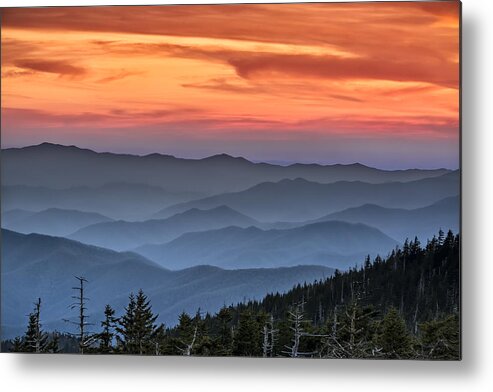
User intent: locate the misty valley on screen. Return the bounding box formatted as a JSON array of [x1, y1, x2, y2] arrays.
[[0, 143, 460, 358]]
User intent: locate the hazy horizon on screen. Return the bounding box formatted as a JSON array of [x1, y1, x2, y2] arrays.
[[1, 3, 459, 171], [1, 141, 458, 170]]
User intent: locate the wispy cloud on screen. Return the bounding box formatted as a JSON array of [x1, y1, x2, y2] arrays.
[[1, 2, 460, 168], [14, 59, 87, 77]]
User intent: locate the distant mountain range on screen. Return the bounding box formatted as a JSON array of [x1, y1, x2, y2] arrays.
[[1, 229, 334, 339], [1, 197, 458, 271], [68, 205, 259, 251], [310, 196, 460, 242], [0, 143, 460, 341], [2, 143, 450, 195], [2, 208, 113, 237], [1, 183, 204, 221], [153, 171, 460, 222], [134, 220, 399, 270]]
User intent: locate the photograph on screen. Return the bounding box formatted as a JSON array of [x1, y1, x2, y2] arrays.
[[1, 1, 460, 360]]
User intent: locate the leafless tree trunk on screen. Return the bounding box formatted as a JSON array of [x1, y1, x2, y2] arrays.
[[262, 314, 277, 357], [341, 279, 344, 303], [318, 301, 324, 325], [262, 325, 269, 358], [413, 300, 419, 334], [181, 325, 198, 356], [64, 276, 95, 354], [288, 310, 302, 358], [282, 302, 315, 358], [34, 298, 42, 353]]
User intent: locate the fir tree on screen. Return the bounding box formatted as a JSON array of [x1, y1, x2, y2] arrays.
[[10, 336, 24, 353], [116, 292, 137, 353], [419, 314, 460, 359], [176, 312, 198, 356], [46, 332, 61, 353], [98, 305, 117, 353], [22, 298, 49, 353], [377, 307, 414, 359], [233, 309, 261, 356], [192, 309, 212, 355], [116, 289, 159, 355], [151, 323, 167, 355], [215, 306, 233, 355]]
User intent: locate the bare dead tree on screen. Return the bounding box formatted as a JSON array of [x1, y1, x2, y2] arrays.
[[282, 301, 317, 358], [177, 310, 204, 356], [321, 283, 382, 359], [340, 278, 344, 303], [64, 276, 96, 353], [413, 294, 420, 335], [178, 325, 198, 356], [262, 324, 269, 358], [262, 314, 278, 358], [33, 298, 42, 353], [283, 307, 303, 358]]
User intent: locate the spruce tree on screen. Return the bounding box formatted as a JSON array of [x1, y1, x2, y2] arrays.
[[377, 307, 414, 359], [98, 305, 117, 353], [22, 298, 49, 353], [176, 312, 198, 356], [215, 306, 233, 355], [116, 290, 159, 355], [151, 323, 167, 355], [116, 292, 137, 353], [46, 332, 61, 353], [192, 309, 212, 355], [233, 309, 261, 356], [419, 314, 460, 359], [10, 336, 24, 353]]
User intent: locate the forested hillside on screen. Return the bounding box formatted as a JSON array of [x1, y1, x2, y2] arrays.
[[2, 230, 460, 359]]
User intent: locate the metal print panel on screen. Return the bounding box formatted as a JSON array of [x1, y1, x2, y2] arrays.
[[0, 1, 461, 359]]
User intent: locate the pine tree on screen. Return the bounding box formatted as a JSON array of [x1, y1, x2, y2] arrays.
[[116, 292, 136, 353], [151, 323, 167, 355], [233, 309, 261, 356], [419, 314, 460, 359], [192, 309, 212, 355], [215, 306, 233, 355], [10, 336, 24, 352], [377, 307, 414, 359], [22, 298, 49, 353], [438, 229, 445, 245], [116, 290, 159, 355], [98, 305, 117, 353], [176, 312, 198, 356], [46, 332, 61, 353]]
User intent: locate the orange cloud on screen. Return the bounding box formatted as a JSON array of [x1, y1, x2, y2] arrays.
[[0, 2, 460, 168], [226, 52, 457, 88], [13, 58, 87, 77]]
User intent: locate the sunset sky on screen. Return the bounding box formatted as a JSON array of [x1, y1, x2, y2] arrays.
[[1, 1, 460, 169]]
